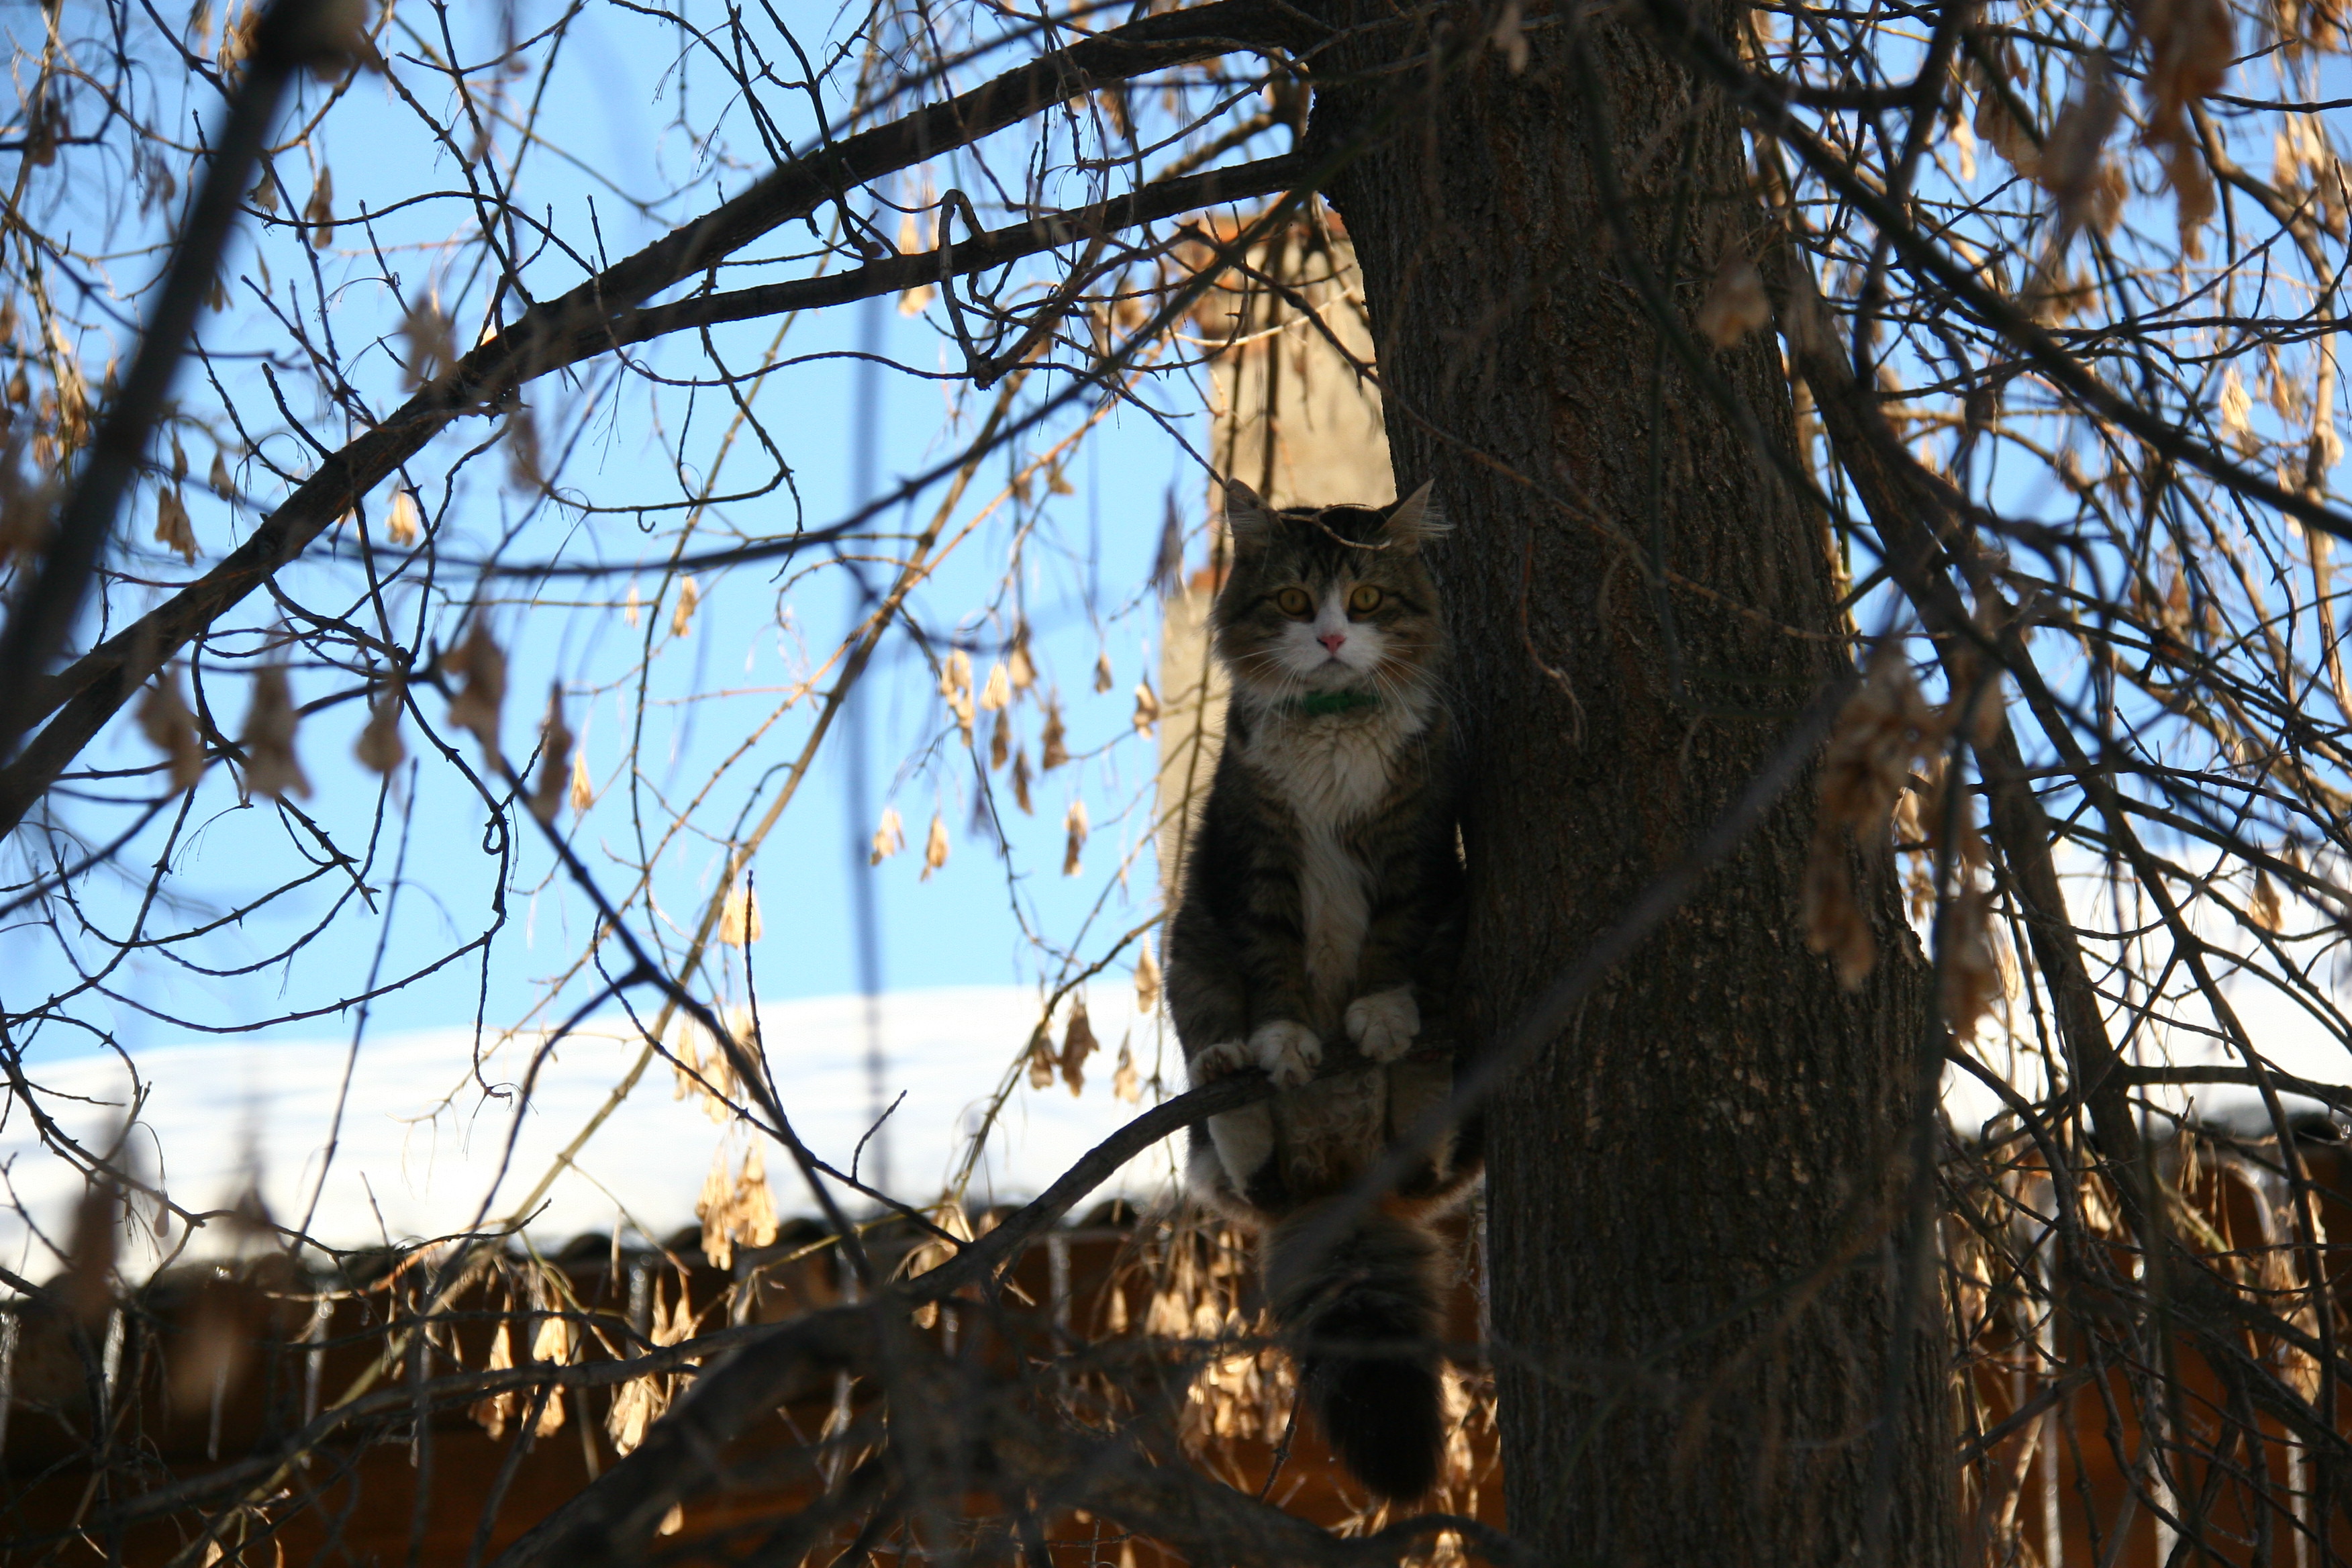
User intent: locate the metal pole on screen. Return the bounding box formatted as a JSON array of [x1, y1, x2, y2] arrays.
[[845, 292, 891, 1201]]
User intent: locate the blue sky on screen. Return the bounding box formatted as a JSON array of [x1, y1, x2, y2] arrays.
[[4, 1, 1242, 1071], [12, 0, 2351, 1099]]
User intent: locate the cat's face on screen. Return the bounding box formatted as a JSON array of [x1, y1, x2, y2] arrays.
[[1212, 481, 1448, 701]]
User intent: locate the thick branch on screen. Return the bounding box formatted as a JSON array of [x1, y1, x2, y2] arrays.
[[595, 151, 1314, 356], [1779, 270, 2147, 1171], [0, 1, 1319, 839], [490, 1070, 1279, 1567], [0, 0, 314, 761], [1635, 0, 2352, 542]]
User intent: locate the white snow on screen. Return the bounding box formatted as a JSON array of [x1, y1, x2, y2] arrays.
[[0, 985, 1182, 1283]]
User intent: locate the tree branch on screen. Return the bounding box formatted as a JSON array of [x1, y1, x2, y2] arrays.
[[592, 152, 1314, 358], [0, 1, 1319, 840], [0, 0, 328, 762], [1631, 0, 2352, 542]]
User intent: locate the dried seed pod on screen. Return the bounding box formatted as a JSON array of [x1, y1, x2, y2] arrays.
[[1111, 1034, 1141, 1104], [1490, 0, 1528, 72], [1939, 885, 2000, 1038], [1131, 679, 1160, 736], [738, 1144, 777, 1251], [532, 1381, 568, 1437], [22, 92, 59, 168], [2251, 870, 2284, 931], [2161, 135, 2217, 258], [605, 1369, 667, 1457], [2219, 366, 2256, 454], [443, 620, 507, 756], [401, 292, 456, 388], [1063, 798, 1089, 877], [304, 166, 334, 245], [284, 0, 377, 75], [1973, 72, 2039, 179], [1816, 656, 1939, 839], [1134, 942, 1161, 1012], [1010, 746, 1034, 814], [2036, 66, 2120, 230], [531, 1310, 574, 1367], [870, 805, 905, 865], [696, 1144, 779, 1271], [140, 664, 206, 789], [1696, 254, 1770, 348], [1040, 699, 1070, 771], [979, 660, 1012, 712], [2137, 0, 2233, 124], [719, 881, 763, 947], [241, 665, 309, 801], [1007, 625, 1036, 691], [1801, 824, 1876, 989], [940, 649, 975, 745], [896, 211, 936, 315], [695, 1150, 736, 1270], [384, 485, 420, 545], [1060, 997, 1097, 1096], [154, 485, 195, 563], [989, 709, 1012, 771], [530, 685, 573, 824], [1093, 650, 1114, 693], [671, 575, 700, 638], [473, 1322, 516, 1439], [354, 675, 407, 777], [504, 406, 543, 492], [569, 744, 595, 814], [920, 812, 950, 880]]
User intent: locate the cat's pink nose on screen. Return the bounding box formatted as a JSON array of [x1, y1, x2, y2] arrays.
[[1318, 632, 1346, 654]]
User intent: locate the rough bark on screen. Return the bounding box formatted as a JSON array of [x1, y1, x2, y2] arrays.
[[1309, 4, 1961, 1562]]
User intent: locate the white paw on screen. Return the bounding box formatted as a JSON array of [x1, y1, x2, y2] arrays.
[[1189, 1039, 1251, 1086], [1345, 987, 1420, 1063], [1249, 1020, 1323, 1087], [1206, 1105, 1275, 1190]]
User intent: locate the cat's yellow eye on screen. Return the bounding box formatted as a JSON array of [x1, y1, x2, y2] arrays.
[[1347, 584, 1384, 614], [1275, 586, 1314, 617]]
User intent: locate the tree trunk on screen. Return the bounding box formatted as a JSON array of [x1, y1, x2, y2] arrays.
[[1312, 6, 1960, 1563]]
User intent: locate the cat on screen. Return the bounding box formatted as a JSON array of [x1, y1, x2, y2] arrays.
[[1163, 477, 1479, 1502]]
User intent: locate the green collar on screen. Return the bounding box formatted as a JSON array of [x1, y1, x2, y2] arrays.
[[1291, 689, 1381, 718]]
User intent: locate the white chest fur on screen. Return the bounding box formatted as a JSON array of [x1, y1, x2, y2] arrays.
[[1242, 701, 1428, 1016]]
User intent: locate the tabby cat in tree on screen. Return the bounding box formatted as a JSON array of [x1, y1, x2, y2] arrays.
[[1165, 477, 1479, 1502]]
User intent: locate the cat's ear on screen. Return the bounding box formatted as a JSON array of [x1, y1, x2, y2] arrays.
[[1223, 478, 1273, 554], [1379, 480, 1449, 551]]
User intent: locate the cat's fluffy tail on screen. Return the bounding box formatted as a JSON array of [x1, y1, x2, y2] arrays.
[[1264, 1201, 1448, 1502]]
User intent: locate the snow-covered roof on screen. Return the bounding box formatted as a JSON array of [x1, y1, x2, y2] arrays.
[[0, 985, 1175, 1281]]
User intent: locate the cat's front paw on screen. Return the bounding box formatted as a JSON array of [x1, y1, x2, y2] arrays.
[[1189, 1039, 1251, 1085], [1248, 1020, 1323, 1087], [1344, 987, 1420, 1063]]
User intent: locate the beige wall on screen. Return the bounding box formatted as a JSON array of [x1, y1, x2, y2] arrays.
[[1157, 232, 1394, 895]]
